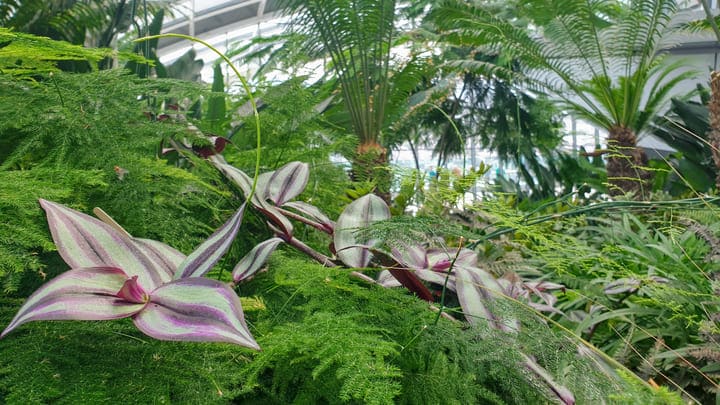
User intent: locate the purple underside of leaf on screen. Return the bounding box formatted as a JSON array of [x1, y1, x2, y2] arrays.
[[2, 267, 145, 338], [135, 278, 259, 349], [388, 267, 434, 302], [266, 162, 309, 206], [232, 238, 284, 282], [334, 194, 390, 268], [175, 203, 246, 279], [39, 199, 168, 289]]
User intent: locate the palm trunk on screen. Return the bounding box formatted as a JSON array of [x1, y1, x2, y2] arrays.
[[605, 125, 651, 197], [709, 71, 720, 189], [351, 142, 392, 204]]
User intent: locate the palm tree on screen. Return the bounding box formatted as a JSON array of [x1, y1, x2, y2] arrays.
[[431, 0, 695, 197], [279, 0, 398, 199], [698, 0, 720, 189]]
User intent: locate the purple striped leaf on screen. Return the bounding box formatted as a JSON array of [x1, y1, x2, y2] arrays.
[[266, 162, 309, 206], [334, 194, 390, 268], [134, 277, 259, 349], [390, 243, 428, 270], [603, 278, 641, 295], [256, 171, 275, 200], [454, 266, 519, 332], [232, 238, 284, 282], [283, 201, 335, 233], [259, 202, 294, 238], [132, 238, 186, 280], [415, 269, 457, 290], [1, 267, 145, 338], [521, 353, 575, 405], [175, 203, 246, 279], [426, 248, 477, 269], [40, 199, 168, 290], [211, 160, 265, 206]]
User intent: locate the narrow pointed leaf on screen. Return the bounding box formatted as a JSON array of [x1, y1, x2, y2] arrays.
[[175, 203, 246, 279], [40, 199, 166, 289], [135, 278, 259, 349], [259, 202, 294, 238], [521, 353, 576, 405], [334, 194, 390, 268], [132, 238, 186, 280], [211, 160, 264, 205], [283, 201, 335, 232], [2, 267, 144, 338], [455, 266, 518, 332], [266, 162, 309, 206], [232, 238, 284, 282]]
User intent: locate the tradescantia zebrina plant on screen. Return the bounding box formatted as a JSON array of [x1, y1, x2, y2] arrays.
[[212, 159, 576, 404], [1, 199, 259, 350]]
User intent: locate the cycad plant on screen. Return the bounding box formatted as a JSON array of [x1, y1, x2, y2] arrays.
[[279, 0, 397, 199], [432, 0, 694, 197]]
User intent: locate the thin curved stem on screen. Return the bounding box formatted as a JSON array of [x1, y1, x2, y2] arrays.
[[134, 33, 263, 201]]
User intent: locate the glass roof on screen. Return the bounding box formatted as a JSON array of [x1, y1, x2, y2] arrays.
[[157, 0, 285, 80]]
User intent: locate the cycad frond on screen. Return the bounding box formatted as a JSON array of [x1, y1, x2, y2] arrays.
[[280, 0, 398, 146], [432, 0, 690, 135]]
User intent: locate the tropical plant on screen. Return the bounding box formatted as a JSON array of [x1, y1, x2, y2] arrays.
[[431, 0, 696, 197], [651, 94, 716, 194], [471, 196, 720, 403], [1, 199, 259, 350], [277, 0, 399, 199]]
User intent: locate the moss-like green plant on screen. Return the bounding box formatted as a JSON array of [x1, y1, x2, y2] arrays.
[[231, 254, 674, 404]]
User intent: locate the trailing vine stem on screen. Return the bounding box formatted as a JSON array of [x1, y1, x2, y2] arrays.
[[133, 34, 263, 201]]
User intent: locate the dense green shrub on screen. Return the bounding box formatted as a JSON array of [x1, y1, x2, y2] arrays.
[[0, 254, 671, 403]]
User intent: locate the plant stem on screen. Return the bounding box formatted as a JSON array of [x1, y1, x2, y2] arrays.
[[134, 33, 263, 201], [285, 237, 337, 267], [276, 207, 332, 234]]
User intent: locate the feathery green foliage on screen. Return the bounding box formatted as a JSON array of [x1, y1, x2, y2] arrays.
[[0, 69, 247, 292], [467, 197, 720, 402], [0, 28, 120, 76], [0, 169, 106, 294], [231, 253, 674, 404]]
